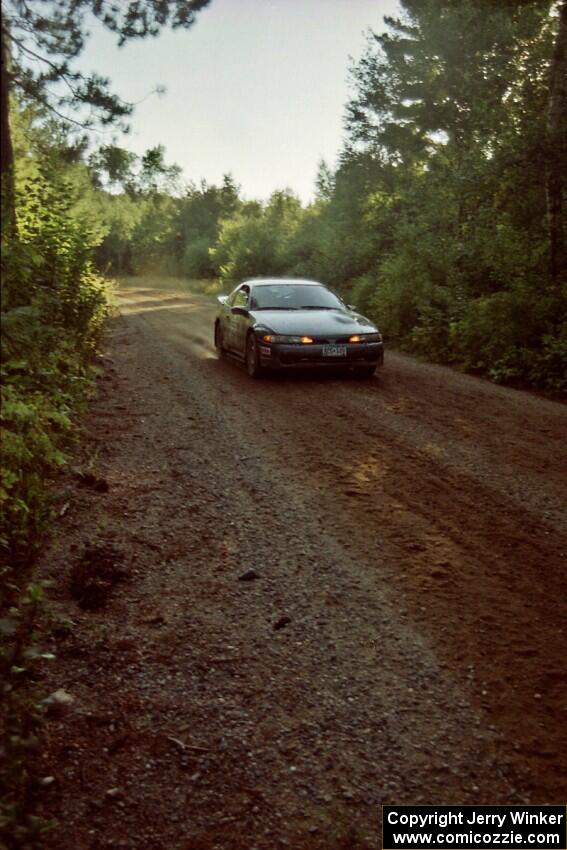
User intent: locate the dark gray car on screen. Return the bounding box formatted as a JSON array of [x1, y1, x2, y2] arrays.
[[214, 278, 384, 378]]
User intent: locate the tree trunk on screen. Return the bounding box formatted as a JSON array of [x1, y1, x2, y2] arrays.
[[546, 0, 567, 285], [1, 9, 16, 234]]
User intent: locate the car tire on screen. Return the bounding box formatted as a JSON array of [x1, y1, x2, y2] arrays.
[[245, 333, 263, 378], [214, 321, 226, 355], [354, 364, 376, 379]]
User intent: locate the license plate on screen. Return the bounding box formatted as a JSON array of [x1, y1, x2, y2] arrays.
[[322, 344, 347, 357]]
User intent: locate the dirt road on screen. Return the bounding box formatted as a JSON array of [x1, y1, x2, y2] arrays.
[[37, 280, 567, 849]]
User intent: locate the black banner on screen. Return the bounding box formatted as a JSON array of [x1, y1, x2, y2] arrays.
[[382, 806, 567, 850]]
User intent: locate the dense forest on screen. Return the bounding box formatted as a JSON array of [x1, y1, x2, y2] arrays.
[[101, 1, 567, 391], [94, 0, 565, 393], [1, 0, 566, 558]]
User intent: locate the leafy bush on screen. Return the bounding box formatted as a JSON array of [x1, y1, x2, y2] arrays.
[[181, 235, 216, 279], [211, 212, 280, 283], [525, 331, 567, 394], [449, 289, 567, 394], [1, 174, 109, 572], [210, 191, 305, 285], [369, 255, 422, 341], [348, 274, 378, 316]]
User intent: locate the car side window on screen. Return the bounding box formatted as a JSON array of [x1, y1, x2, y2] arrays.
[[233, 287, 249, 308]]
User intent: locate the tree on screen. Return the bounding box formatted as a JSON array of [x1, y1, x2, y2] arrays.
[[320, 0, 566, 389], [347, 1, 553, 162], [139, 145, 183, 195], [346, 0, 561, 278], [546, 1, 567, 284], [1, 0, 210, 228], [315, 159, 335, 201], [88, 144, 139, 193]]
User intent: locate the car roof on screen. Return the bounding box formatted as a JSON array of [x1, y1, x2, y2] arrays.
[[243, 278, 325, 287]]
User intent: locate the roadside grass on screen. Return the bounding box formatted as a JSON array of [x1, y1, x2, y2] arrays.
[[117, 275, 224, 298]]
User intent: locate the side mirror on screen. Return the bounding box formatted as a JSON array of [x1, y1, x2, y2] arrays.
[[231, 306, 249, 317], [217, 295, 228, 305], [347, 303, 357, 311]]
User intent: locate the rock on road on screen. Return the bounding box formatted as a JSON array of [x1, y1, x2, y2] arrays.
[[38, 280, 567, 850]]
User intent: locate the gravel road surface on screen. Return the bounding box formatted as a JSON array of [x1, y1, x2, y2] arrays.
[[36, 280, 567, 850]]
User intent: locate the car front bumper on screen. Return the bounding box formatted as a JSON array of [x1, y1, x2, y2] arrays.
[[257, 341, 384, 370]]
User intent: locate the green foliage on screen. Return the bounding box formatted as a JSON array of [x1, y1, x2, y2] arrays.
[[1, 169, 109, 567], [91, 161, 243, 277], [0, 112, 111, 843], [0, 578, 58, 848], [450, 291, 567, 393], [211, 190, 306, 284], [323, 0, 565, 393], [211, 210, 276, 282], [93, 193, 138, 275], [527, 330, 567, 394], [32, 0, 560, 396], [127, 194, 179, 275], [304, 154, 385, 290], [348, 274, 379, 316], [181, 235, 216, 278]]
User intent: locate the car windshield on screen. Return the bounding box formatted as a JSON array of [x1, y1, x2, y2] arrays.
[[250, 284, 343, 311]]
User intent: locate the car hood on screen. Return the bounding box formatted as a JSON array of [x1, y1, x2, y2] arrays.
[[251, 308, 378, 336]]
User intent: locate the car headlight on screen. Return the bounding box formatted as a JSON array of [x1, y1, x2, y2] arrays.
[[349, 333, 382, 343], [262, 334, 313, 344]]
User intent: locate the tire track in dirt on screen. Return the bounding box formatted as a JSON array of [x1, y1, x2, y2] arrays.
[[124, 286, 567, 800], [36, 283, 567, 850]]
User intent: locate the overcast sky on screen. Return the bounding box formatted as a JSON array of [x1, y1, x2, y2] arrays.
[[80, 0, 401, 203]]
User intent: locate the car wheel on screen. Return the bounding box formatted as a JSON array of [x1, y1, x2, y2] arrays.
[[354, 365, 376, 379], [246, 333, 263, 378], [214, 321, 226, 355]]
